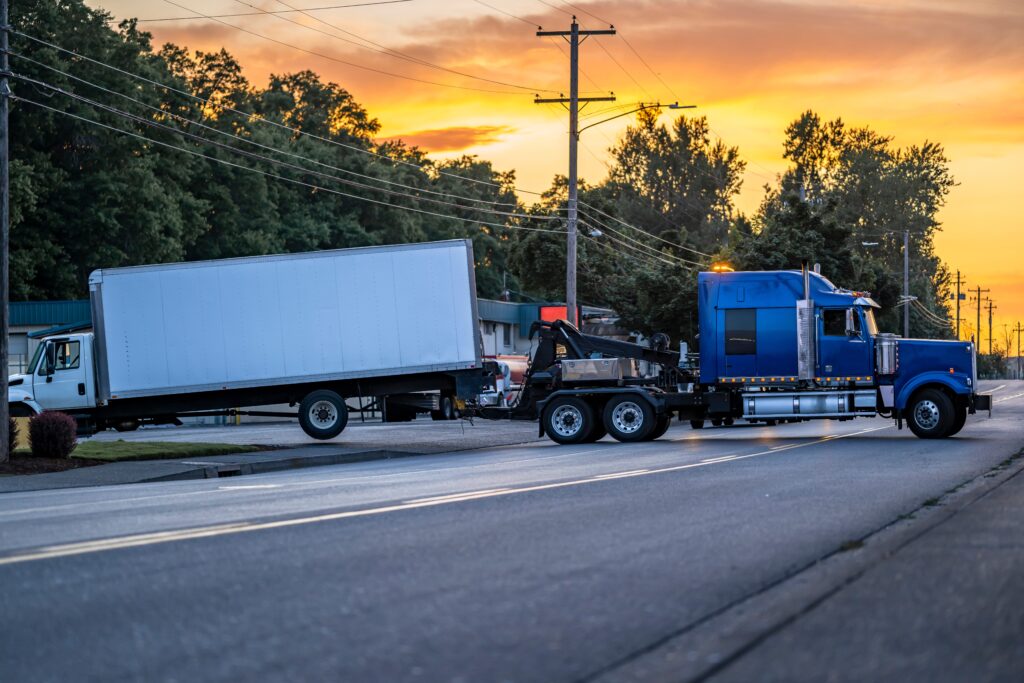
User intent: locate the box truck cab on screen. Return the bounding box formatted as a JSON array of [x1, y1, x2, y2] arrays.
[[8, 333, 98, 417]]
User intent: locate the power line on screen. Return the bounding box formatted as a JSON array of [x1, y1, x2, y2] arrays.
[[555, 0, 612, 26], [472, 0, 540, 28], [221, 0, 566, 94], [154, 0, 538, 95], [580, 227, 691, 271], [138, 1, 415, 21], [10, 70, 551, 222], [578, 200, 713, 257], [11, 93, 566, 236], [10, 31, 549, 195], [578, 210, 704, 266], [10, 51, 531, 212]]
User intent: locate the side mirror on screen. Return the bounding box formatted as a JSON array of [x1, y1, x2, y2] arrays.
[[845, 309, 859, 337], [44, 343, 57, 381]]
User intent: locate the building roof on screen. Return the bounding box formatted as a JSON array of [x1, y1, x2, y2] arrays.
[[10, 300, 91, 327]]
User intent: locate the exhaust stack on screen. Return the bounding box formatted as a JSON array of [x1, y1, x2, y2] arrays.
[[797, 261, 816, 381]]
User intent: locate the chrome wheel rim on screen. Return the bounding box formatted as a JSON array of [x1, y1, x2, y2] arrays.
[[309, 400, 339, 429], [914, 399, 940, 431], [551, 405, 584, 438], [611, 401, 645, 434]]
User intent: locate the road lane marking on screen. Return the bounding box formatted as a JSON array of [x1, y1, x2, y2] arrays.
[[0, 426, 892, 567], [406, 489, 511, 504], [593, 469, 650, 479], [218, 485, 281, 491], [994, 391, 1024, 404]]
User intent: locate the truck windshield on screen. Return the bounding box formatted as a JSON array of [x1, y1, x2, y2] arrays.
[[863, 308, 879, 336], [27, 344, 44, 374]]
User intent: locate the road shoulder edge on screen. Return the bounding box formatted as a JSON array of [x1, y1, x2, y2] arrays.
[[589, 444, 1024, 683]]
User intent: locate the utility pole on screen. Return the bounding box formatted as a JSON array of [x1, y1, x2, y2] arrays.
[[903, 230, 910, 338], [1, 0, 10, 463], [987, 299, 996, 355], [1015, 322, 1023, 380], [953, 270, 966, 340], [971, 286, 989, 348], [536, 17, 615, 327]]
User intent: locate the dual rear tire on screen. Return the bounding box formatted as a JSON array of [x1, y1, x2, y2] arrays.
[[541, 394, 667, 445]]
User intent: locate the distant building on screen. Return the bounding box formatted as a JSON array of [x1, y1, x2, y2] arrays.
[[8, 300, 92, 373]]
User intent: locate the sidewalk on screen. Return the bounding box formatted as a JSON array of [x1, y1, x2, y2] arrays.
[[713, 453, 1024, 682]]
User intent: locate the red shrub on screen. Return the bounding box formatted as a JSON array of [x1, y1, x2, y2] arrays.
[[29, 412, 78, 459]]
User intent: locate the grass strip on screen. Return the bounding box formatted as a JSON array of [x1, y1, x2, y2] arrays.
[[69, 440, 264, 462]]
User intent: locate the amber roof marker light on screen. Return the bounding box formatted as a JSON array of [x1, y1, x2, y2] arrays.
[[710, 262, 735, 273]]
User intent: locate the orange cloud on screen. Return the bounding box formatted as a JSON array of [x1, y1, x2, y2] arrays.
[[377, 125, 515, 152]]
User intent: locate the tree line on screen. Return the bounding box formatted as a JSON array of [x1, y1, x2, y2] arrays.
[[10, 0, 957, 348]]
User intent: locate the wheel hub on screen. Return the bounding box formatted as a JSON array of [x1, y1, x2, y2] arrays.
[[612, 401, 645, 434], [551, 405, 583, 437], [914, 399, 940, 430], [310, 400, 338, 428]]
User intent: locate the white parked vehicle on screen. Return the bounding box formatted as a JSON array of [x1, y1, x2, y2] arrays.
[[7, 240, 486, 439]]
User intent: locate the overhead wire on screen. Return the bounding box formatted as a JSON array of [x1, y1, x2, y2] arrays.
[[577, 210, 704, 266], [10, 31, 549, 195], [9, 51, 539, 213], [9, 69, 552, 222], [137, 1, 415, 21], [222, 0, 570, 94], [154, 0, 542, 95], [9, 92, 566, 235], [579, 201, 713, 257]]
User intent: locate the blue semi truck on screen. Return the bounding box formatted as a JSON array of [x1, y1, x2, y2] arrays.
[[485, 265, 992, 444]]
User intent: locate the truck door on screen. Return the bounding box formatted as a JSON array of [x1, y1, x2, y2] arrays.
[[818, 308, 872, 378], [32, 338, 92, 411], [721, 308, 758, 378]]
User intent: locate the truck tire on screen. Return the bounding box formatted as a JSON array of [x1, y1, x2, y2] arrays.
[[907, 388, 954, 439], [645, 415, 671, 441], [430, 395, 455, 421], [542, 397, 595, 445], [690, 419, 705, 430], [603, 395, 655, 442], [945, 404, 968, 437], [710, 417, 723, 427], [583, 421, 607, 443], [299, 390, 349, 440]]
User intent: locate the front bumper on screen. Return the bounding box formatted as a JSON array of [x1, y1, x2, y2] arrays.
[[970, 392, 992, 415]]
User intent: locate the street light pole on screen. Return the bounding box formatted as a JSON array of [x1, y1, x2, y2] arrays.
[[903, 230, 909, 338]]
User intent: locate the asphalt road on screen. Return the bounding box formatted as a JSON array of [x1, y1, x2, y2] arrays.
[[1, 381, 1021, 682]]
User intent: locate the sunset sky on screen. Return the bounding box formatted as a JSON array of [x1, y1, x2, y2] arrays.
[[91, 0, 1024, 346]]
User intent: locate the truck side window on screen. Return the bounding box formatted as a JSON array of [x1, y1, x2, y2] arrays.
[[822, 310, 846, 336], [55, 341, 80, 370], [725, 309, 756, 355]]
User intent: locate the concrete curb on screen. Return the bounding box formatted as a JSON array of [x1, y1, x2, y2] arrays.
[[139, 449, 416, 483], [591, 446, 1024, 683], [0, 448, 426, 493]]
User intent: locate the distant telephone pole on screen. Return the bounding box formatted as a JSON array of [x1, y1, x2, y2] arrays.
[[1015, 321, 1023, 380], [535, 17, 615, 327], [971, 286, 989, 347], [953, 270, 966, 340], [1, 0, 10, 463], [986, 299, 996, 355]]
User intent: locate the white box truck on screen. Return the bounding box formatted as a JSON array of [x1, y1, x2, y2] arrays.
[[7, 240, 485, 439]]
